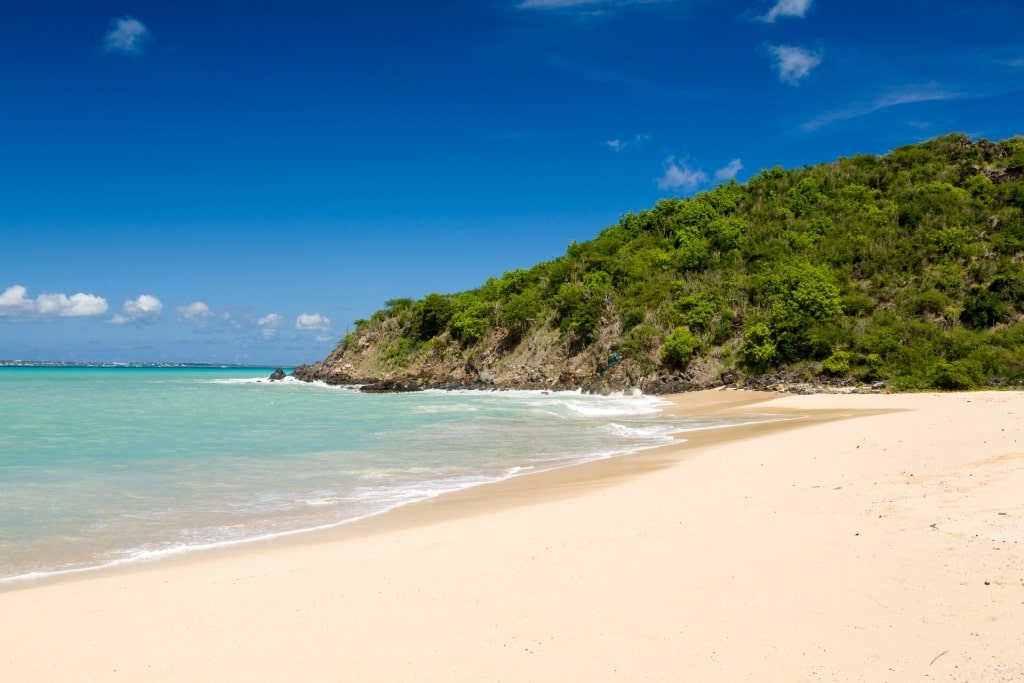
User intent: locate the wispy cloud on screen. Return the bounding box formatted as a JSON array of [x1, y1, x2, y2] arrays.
[[715, 158, 744, 181], [104, 17, 152, 55], [758, 0, 812, 23], [0, 284, 108, 319], [801, 84, 964, 131], [657, 157, 708, 191], [769, 45, 821, 85], [258, 313, 286, 338], [259, 313, 285, 328], [110, 294, 162, 325], [296, 313, 331, 331], [605, 133, 651, 152], [175, 301, 213, 324]]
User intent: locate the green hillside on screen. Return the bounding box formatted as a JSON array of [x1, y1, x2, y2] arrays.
[[297, 133, 1024, 392]]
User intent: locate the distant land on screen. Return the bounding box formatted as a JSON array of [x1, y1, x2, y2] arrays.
[[0, 361, 284, 369], [293, 133, 1024, 394]]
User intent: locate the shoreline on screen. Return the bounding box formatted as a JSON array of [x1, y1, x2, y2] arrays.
[[2, 389, 1022, 681], [2, 388, 806, 592]]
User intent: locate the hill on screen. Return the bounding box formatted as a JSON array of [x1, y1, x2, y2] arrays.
[[294, 133, 1024, 393]]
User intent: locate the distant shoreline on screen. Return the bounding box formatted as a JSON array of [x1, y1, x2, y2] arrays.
[[0, 361, 291, 369]]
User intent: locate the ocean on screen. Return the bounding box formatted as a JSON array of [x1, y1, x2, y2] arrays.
[[0, 365, 775, 584]]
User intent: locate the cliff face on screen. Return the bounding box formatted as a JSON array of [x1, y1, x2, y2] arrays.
[[293, 317, 730, 394]]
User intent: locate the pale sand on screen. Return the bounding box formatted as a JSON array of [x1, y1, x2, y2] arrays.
[[2, 390, 1023, 682]]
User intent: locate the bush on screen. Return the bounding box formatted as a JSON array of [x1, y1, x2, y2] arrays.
[[416, 294, 453, 340], [661, 327, 701, 369], [822, 350, 852, 376], [960, 290, 1008, 329], [741, 322, 777, 372], [931, 359, 983, 390], [620, 323, 658, 359], [863, 353, 885, 380], [450, 312, 490, 345], [706, 217, 746, 252]]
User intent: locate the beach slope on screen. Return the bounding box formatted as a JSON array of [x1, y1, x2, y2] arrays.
[[2, 390, 1023, 681]]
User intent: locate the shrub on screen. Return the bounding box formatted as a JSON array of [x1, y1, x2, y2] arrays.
[[416, 294, 453, 340], [822, 350, 852, 376], [741, 322, 777, 372], [661, 327, 701, 369], [960, 290, 1008, 329], [450, 312, 490, 346], [620, 323, 658, 359], [864, 353, 885, 380], [931, 359, 983, 390], [706, 217, 746, 252]]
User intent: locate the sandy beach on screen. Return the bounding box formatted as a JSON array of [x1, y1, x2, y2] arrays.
[[2, 389, 1022, 682]]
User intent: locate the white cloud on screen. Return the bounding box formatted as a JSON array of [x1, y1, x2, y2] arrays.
[[0, 285, 35, 315], [296, 313, 331, 331], [175, 301, 212, 323], [110, 294, 162, 325], [0, 284, 108, 318], [715, 158, 744, 181], [605, 133, 651, 152], [258, 313, 286, 338], [769, 45, 821, 85], [37, 292, 109, 317], [104, 17, 152, 55], [657, 157, 708, 191], [759, 0, 812, 23], [801, 85, 963, 131], [258, 313, 285, 328]]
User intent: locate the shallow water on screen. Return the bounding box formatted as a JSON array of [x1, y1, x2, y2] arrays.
[[0, 366, 773, 582]]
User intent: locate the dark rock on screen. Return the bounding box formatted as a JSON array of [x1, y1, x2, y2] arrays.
[[360, 379, 422, 393], [268, 368, 287, 381]]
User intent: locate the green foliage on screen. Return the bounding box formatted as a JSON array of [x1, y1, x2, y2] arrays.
[[741, 322, 777, 372], [787, 265, 843, 320], [619, 323, 658, 360], [931, 359, 983, 390], [705, 217, 746, 253], [960, 289, 1008, 329], [786, 177, 825, 217], [499, 288, 542, 331], [661, 327, 700, 369], [555, 280, 605, 347], [864, 353, 885, 379], [382, 337, 415, 366], [822, 350, 852, 376], [416, 294, 453, 340], [340, 133, 1024, 391], [385, 298, 413, 311]]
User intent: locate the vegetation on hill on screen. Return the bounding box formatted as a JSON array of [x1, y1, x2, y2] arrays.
[[297, 133, 1024, 392]]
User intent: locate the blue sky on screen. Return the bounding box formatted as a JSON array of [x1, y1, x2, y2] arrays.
[[2, 0, 1022, 365]]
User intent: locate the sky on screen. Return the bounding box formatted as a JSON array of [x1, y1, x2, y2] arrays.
[[2, 0, 1022, 365]]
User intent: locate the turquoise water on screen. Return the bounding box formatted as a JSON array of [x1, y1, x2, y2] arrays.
[[0, 366, 767, 583]]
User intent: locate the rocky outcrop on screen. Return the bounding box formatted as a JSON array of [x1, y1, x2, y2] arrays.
[[292, 334, 888, 395], [297, 323, 704, 394]]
